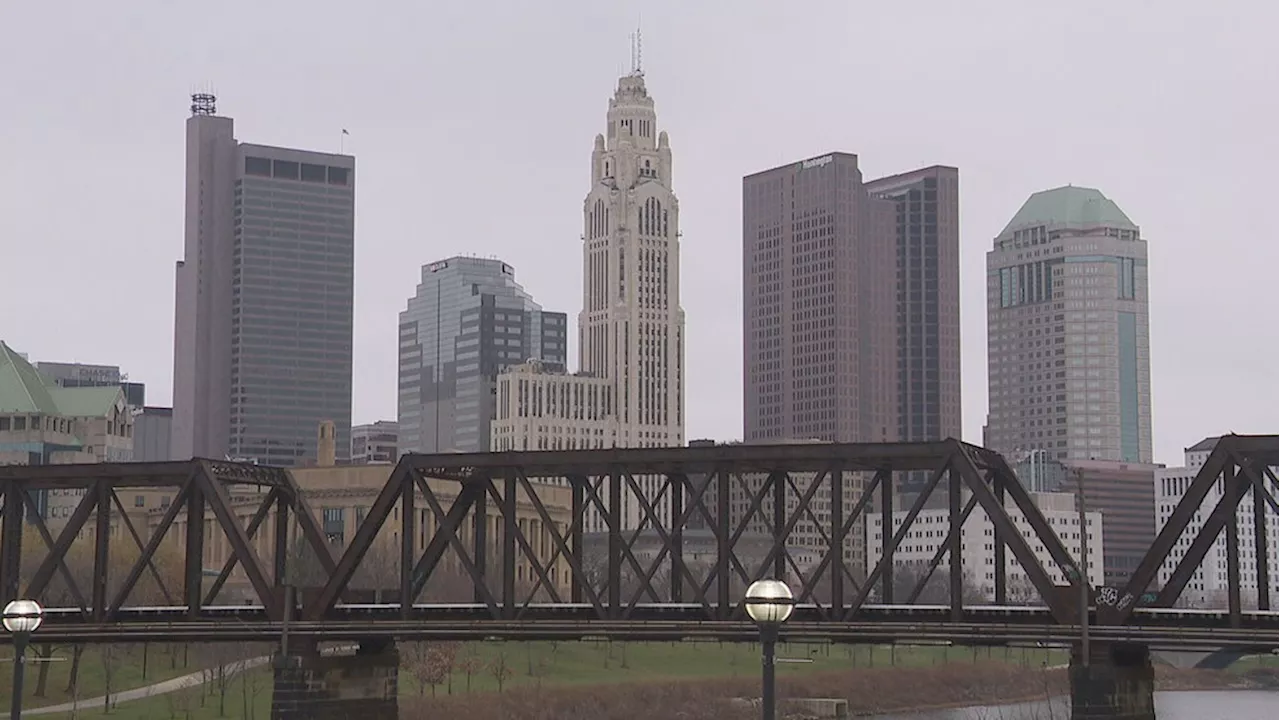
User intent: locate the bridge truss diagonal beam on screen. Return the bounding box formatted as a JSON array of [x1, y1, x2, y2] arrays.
[[1105, 435, 1279, 625], [15, 439, 1265, 638], [0, 459, 299, 619]]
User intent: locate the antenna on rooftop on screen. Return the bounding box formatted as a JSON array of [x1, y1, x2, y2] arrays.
[[190, 83, 217, 116], [628, 25, 644, 77]]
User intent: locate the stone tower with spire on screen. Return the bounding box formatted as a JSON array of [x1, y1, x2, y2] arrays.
[[579, 69, 685, 452], [490, 67, 686, 532]]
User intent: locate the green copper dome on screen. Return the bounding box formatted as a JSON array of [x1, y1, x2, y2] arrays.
[[1000, 185, 1137, 237]]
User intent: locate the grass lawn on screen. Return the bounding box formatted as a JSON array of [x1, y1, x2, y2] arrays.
[[26, 641, 1068, 719], [402, 640, 1065, 695], [0, 643, 234, 711], [1227, 653, 1278, 674], [34, 668, 276, 720]]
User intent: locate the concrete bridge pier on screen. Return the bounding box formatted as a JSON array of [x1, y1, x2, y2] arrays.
[[1069, 642, 1155, 720], [271, 638, 400, 720]]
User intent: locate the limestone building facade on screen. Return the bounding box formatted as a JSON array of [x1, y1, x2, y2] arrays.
[[491, 69, 686, 533]]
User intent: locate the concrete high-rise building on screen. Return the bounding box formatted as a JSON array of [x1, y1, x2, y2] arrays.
[[985, 186, 1152, 464], [741, 152, 898, 444], [492, 68, 687, 532], [398, 257, 567, 454], [172, 94, 356, 467]]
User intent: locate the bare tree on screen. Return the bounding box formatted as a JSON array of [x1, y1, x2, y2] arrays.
[[99, 644, 117, 713], [1006, 575, 1042, 605], [489, 650, 513, 692], [435, 641, 460, 694], [404, 642, 443, 696], [239, 654, 267, 720], [165, 679, 198, 720], [286, 537, 332, 589], [350, 537, 399, 599], [203, 642, 243, 716], [457, 645, 483, 692], [16, 521, 184, 699], [884, 563, 986, 605], [1172, 589, 1206, 609]]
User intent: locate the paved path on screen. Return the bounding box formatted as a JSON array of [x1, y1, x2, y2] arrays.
[[25, 644, 360, 715], [27, 655, 271, 716]]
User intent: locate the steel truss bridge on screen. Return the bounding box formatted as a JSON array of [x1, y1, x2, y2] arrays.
[[0, 435, 1275, 651]]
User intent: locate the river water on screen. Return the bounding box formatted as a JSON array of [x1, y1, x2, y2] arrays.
[[873, 690, 1277, 719]]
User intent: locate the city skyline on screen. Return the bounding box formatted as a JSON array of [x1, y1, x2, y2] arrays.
[[3, 1, 1275, 467]]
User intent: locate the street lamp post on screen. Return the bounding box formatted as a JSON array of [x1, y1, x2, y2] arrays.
[[744, 579, 795, 720], [3, 600, 43, 720]]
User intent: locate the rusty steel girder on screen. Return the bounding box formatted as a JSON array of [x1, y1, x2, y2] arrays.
[[1102, 434, 1279, 626], [8, 439, 1188, 630], [0, 459, 334, 622], [305, 439, 1085, 623]]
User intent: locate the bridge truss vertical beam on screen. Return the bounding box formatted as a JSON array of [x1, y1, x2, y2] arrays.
[[879, 469, 893, 604], [400, 473, 414, 620], [472, 477, 488, 606], [993, 470, 1007, 605], [829, 467, 845, 611], [948, 465, 963, 622], [1224, 463, 1242, 626], [91, 480, 112, 623], [0, 481, 25, 605], [669, 472, 685, 604]]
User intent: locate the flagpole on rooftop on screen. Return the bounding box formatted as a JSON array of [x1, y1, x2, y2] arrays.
[[340, 128, 350, 154]]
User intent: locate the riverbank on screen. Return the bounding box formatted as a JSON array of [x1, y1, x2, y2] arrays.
[[399, 661, 1275, 719], [1157, 665, 1278, 692]]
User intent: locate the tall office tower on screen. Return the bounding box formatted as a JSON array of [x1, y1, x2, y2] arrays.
[[985, 186, 1152, 463], [398, 256, 567, 454], [492, 67, 686, 532], [578, 70, 686, 450], [742, 152, 898, 444], [172, 94, 355, 466], [865, 167, 962, 445]]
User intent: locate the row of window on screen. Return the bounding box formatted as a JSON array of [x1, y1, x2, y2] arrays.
[[244, 156, 351, 186]]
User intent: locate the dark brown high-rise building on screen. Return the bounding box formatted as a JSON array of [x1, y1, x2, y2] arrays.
[[865, 166, 962, 447], [742, 153, 899, 443], [742, 155, 961, 455]]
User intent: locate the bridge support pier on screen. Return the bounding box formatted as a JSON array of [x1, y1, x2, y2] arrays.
[[1069, 642, 1155, 720], [271, 639, 400, 720]]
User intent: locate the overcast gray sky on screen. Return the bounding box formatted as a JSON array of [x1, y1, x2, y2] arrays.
[[1, 1, 1276, 466]]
